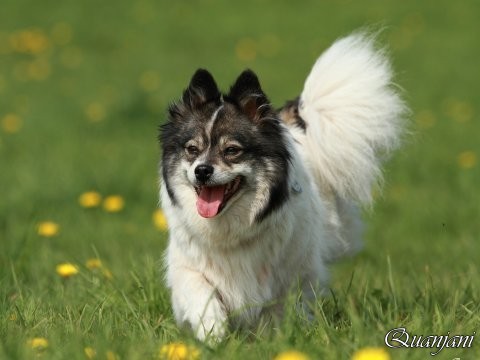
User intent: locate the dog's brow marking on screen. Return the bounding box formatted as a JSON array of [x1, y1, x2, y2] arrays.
[[205, 105, 224, 141]]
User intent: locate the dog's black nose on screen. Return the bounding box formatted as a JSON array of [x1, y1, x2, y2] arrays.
[[195, 164, 214, 183]]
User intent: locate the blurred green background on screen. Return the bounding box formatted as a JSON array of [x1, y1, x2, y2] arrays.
[[1, 0, 479, 359]]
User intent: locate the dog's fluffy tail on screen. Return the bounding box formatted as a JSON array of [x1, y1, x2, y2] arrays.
[[299, 32, 407, 205]]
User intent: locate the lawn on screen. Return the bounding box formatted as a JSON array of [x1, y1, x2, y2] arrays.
[[1, 1, 479, 359]]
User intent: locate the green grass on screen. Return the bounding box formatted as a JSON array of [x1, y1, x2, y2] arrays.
[[1, 0, 479, 359]]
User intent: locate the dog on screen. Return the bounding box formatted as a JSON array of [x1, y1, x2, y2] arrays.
[[159, 32, 406, 341]]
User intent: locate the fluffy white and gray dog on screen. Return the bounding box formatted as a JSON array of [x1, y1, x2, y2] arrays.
[[159, 32, 406, 341]]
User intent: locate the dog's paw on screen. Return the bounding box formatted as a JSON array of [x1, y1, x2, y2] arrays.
[[192, 296, 228, 343], [195, 316, 227, 343]]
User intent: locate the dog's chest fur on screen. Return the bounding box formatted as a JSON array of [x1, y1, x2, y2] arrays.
[[164, 181, 316, 325]]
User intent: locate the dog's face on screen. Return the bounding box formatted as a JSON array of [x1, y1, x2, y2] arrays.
[[160, 69, 291, 222]]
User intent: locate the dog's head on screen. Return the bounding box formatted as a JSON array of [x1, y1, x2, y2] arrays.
[[160, 69, 291, 222]]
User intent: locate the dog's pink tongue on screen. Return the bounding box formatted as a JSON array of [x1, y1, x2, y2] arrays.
[[196, 186, 225, 218]]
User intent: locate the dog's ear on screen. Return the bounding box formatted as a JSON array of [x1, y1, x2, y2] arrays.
[[227, 69, 272, 122], [182, 69, 221, 108]]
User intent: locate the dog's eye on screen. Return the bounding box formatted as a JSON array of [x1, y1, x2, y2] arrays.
[[224, 146, 242, 156], [186, 145, 200, 156]]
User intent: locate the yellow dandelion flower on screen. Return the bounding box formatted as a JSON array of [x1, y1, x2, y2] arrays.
[[159, 342, 200, 360], [102, 268, 113, 280], [10, 29, 50, 55], [56, 263, 79, 278], [153, 209, 168, 231], [9, 313, 17, 321], [106, 350, 119, 360], [85, 102, 106, 122], [79, 191, 102, 208], [86, 258, 102, 270], [1, 113, 23, 133], [235, 38, 257, 62], [352, 347, 390, 360], [103, 195, 125, 212], [443, 98, 474, 123], [84, 346, 96, 359], [139, 70, 161, 92], [458, 151, 477, 169], [28, 337, 49, 349], [37, 221, 59, 237], [273, 350, 310, 360]]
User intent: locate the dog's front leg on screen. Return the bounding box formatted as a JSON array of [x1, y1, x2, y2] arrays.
[[170, 267, 227, 342]]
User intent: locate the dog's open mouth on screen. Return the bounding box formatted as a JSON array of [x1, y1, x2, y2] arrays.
[[195, 176, 243, 218]]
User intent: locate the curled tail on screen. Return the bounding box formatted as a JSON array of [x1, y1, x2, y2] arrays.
[[299, 32, 407, 205]]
